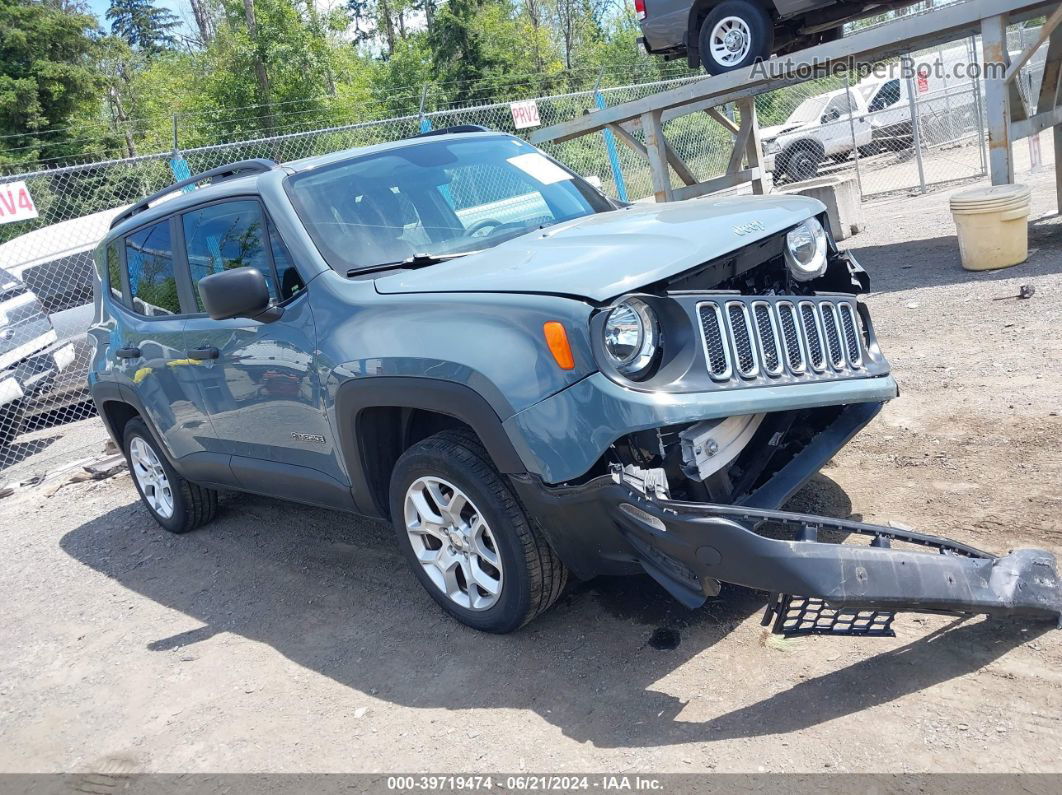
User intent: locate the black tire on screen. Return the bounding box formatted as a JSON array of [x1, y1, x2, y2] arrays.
[[389, 430, 568, 633], [123, 417, 217, 534], [698, 0, 773, 75], [0, 400, 24, 448], [782, 141, 822, 182]]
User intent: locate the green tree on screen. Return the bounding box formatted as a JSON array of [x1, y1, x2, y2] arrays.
[[106, 0, 180, 54], [0, 0, 103, 165]]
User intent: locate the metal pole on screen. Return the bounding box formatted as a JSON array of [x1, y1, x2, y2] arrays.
[[172, 114, 179, 154], [844, 72, 865, 199], [970, 35, 988, 176], [594, 91, 629, 203], [417, 84, 431, 133], [904, 57, 928, 193]]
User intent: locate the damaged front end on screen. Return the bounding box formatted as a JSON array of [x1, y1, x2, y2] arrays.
[[610, 468, 1062, 635], [508, 214, 1062, 635]]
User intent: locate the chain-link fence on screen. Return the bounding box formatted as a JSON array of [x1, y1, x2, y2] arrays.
[[0, 21, 1050, 483]]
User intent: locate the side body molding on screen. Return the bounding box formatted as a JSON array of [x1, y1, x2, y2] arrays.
[[333, 376, 528, 518]]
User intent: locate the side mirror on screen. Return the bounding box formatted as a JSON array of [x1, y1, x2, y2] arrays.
[[823, 108, 841, 122], [199, 267, 282, 322]]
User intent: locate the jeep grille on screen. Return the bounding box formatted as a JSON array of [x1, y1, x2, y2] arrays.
[[697, 296, 867, 384]]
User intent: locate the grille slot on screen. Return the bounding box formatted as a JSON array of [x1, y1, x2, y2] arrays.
[[698, 303, 732, 380], [726, 302, 758, 377], [697, 296, 867, 385], [752, 302, 782, 375], [839, 303, 863, 366], [820, 303, 845, 368]]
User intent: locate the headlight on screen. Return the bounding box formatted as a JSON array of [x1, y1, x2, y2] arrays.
[[784, 218, 828, 281], [602, 297, 657, 378], [764, 139, 781, 154]]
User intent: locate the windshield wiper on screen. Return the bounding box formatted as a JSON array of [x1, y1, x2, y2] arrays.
[[346, 251, 480, 278]]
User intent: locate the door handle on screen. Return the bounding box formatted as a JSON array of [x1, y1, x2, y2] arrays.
[[187, 346, 220, 360], [116, 346, 141, 359]]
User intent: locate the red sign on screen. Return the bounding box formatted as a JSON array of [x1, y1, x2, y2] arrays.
[[0, 181, 38, 225], [510, 100, 541, 130], [916, 67, 930, 94]]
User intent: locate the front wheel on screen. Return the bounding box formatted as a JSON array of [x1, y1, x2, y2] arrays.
[[389, 430, 567, 633], [698, 0, 773, 75]]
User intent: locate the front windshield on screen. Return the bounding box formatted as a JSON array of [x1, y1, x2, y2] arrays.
[[786, 96, 827, 125], [285, 135, 613, 273]]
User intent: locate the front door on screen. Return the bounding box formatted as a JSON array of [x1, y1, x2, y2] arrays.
[[178, 200, 347, 505]]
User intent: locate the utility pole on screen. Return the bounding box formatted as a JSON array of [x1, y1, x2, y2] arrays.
[[242, 0, 275, 133]]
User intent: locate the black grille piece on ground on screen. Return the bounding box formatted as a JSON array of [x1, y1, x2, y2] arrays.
[[762, 593, 897, 637]]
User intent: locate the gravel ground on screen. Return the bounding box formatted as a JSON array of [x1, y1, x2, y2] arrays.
[[1, 166, 1060, 776]]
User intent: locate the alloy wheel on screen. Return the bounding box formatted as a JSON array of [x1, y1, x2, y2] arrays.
[[404, 476, 503, 611], [129, 436, 175, 519]]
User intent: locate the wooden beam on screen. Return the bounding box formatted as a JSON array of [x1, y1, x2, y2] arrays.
[[727, 106, 754, 174], [672, 169, 759, 202], [1037, 23, 1062, 113], [982, 14, 1014, 184], [737, 97, 767, 195], [706, 107, 741, 135], [1004, 4, 1062, 83], [642, 110, 673, 202], [610, 121, 697, 186], [1011, 104, 1062, 138], [530, 0, 1057, 145]]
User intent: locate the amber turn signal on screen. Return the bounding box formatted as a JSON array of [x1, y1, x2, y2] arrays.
[[543, 321, 575, 370]]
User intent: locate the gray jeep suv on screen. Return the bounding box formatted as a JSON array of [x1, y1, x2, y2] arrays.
[[88, 128, 1061, 635]]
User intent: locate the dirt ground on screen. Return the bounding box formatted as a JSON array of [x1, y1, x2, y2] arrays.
[[1, 166, 1061, 777]]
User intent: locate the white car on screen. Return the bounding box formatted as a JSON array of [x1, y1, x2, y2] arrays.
[[761, 86, 873, 182]]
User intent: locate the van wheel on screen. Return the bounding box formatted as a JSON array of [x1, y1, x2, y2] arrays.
[[390, 430, 567, 633], [699, 0, 773, 75], [783, 141, 822, 181], [123, 417, 217, 533]]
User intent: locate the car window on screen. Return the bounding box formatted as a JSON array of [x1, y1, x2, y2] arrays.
[[126, 219, 181, 316], [868, 79, 901, 112], [183, 200, 277, 310], [266, 219, 305, 301], [286, 136, 612, 273], [21, 251, 96, 314], [105, 242, 126, 305]]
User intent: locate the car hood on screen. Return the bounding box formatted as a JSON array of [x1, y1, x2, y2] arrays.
[[760, 122, 807, 140], [373, 195, 822, 302]]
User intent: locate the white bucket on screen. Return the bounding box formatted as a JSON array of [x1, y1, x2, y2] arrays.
[[949, 184, 1031, 271]]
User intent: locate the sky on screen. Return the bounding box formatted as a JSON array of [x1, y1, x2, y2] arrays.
[[86, 0, 193, 36]]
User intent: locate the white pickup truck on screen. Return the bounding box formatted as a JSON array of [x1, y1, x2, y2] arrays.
[[761, 86, 873, 183]]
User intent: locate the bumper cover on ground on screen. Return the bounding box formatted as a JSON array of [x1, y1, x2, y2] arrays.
[[561, 476, 1062, 628]]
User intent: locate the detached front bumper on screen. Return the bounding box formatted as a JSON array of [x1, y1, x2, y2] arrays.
[[516, 473, 1062, 634]]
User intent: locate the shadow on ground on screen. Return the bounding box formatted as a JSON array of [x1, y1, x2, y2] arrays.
[[59, 473, 1043, 748], [848, 214, 1062, 294]]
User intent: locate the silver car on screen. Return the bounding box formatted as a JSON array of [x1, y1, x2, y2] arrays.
[[636, 0, 916, 74]]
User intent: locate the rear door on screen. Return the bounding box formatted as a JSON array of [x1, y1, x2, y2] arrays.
[[112, 216, 213, 461]]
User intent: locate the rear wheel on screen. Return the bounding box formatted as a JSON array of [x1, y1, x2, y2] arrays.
[[123, 417, 217, 533], [698, 0, 773, 75], [389, 430, 567, 633]]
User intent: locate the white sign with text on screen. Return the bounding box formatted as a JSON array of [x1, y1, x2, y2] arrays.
[[510, 100, 541, 130], [0, 181, 39, 225]]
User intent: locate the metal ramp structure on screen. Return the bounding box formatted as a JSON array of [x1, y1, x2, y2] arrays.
[[531, 0, 1062, 208]]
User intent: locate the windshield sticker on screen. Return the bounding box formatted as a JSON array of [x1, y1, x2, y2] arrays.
[[507, 153, 572, 185]]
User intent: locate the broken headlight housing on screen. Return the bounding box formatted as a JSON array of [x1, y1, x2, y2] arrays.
[[602, 296, 658, 379], [784, 217, 828, 281]]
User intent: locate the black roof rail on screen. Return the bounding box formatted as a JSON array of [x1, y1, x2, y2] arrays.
[[110, 158, 279, 228], [412, 124, 493, 139]]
